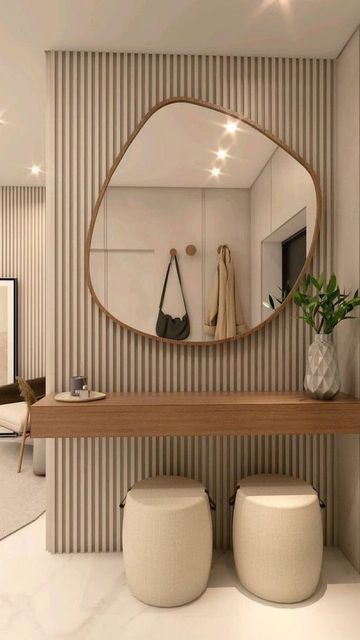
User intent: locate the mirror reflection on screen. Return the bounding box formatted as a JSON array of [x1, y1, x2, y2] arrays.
[[89, 102, 317, 342]]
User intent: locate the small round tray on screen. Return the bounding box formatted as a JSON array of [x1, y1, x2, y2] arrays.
[[55, 391, 106, 403]]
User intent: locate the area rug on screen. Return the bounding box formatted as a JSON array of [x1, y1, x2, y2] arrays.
[[0, 441, 45, 540]]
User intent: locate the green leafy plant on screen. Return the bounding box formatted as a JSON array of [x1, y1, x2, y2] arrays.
[[263, 283, 291, 310], [294, 273, 360, 334]]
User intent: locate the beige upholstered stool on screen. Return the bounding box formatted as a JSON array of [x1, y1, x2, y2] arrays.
[[232, 474, 323, 604], [122, 476, 213, 607]]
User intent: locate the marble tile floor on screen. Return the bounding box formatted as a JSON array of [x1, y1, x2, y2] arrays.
[[1, 514, 360, 640]]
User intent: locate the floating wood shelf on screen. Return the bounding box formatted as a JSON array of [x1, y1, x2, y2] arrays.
[[31, 391, 360, 438]]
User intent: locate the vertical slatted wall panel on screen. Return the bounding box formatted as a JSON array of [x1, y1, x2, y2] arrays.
[[0, 186, 45, 379], [46, 52, 334, 552]]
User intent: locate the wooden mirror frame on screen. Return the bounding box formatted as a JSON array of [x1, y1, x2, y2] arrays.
[[85, 97, 321, 346]]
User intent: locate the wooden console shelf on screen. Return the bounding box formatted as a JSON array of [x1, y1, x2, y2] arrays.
[[30, 391, 360, 438]]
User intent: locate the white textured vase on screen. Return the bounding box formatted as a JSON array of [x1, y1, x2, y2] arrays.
[[305, 334, 341, 400]]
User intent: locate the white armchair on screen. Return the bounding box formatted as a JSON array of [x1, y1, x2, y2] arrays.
[[0, 377, 45, 475]]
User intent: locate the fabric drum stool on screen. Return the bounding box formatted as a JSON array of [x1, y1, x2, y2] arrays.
[[232, 474, 323, 603], [122, 475, 213, 607]]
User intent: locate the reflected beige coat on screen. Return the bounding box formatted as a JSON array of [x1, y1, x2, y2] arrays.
[[204, 245, 247, 340]]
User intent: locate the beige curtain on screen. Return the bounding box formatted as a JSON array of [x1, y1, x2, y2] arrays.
[[204, 245, 247, 340]]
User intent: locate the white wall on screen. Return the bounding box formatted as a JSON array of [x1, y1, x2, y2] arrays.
[[91, 186, 250, 341], [0, 187, 45, 380], [250, 147, 317, 326], [250, 163, 272, 326], [335, 27, 360, 571], [271, 148, 316, 244]]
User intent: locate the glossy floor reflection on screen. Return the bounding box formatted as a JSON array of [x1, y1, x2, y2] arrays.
[[1, 514, 360, 639]]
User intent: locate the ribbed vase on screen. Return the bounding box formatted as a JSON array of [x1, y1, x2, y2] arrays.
[[304, 334, 341, 401]]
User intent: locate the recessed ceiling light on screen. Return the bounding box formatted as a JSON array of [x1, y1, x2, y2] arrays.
[[225, 121, 239, 134], [216, 149, 228, 160], [210, 167, 221, 177], [0, 109, 7, 125], [30, 165, 41, 175]]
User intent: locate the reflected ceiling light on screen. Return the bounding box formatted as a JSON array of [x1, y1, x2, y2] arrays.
[[225, 121, 239, 134], [210, 167, 221, 177], [257, 0, 292, 20], [259, 0, 290, 10], [0, 107, 8, 125], [216, 149, 228, 160], [30, 165, 41, 175]]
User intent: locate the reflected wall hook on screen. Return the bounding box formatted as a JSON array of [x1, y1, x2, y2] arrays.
[[217, 244, 230, 254], [185, 244, 197, 256], [170, 246, 197, 257]]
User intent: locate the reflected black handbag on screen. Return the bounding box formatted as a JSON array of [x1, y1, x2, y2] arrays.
[[156, 255, 190, 340]]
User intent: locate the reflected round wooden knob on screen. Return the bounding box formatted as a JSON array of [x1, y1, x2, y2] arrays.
[[185, 244, 196, 256], [169, 248, 177, 256]]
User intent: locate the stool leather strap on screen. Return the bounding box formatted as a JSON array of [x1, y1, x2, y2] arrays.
[[204, 489, 216, 511], [119, 485, 133, 509], [229, 485, 240, 506], [312, 485, 326, 509], [120, 484, 216, 510]]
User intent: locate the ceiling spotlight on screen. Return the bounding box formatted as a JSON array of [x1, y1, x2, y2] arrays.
[[0, 109, 7, 125], [216, 149, 228, 160], [30, 165, 41, 175], [225, 121, 239, 134], [210, 167, 221, 177]]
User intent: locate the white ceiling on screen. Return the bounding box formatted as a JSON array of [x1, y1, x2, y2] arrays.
[[110, 102, 277, 188], [0, 0, 359, 186]]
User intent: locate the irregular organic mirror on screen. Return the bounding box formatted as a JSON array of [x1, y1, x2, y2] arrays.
[[86, 100, 320, 344]]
